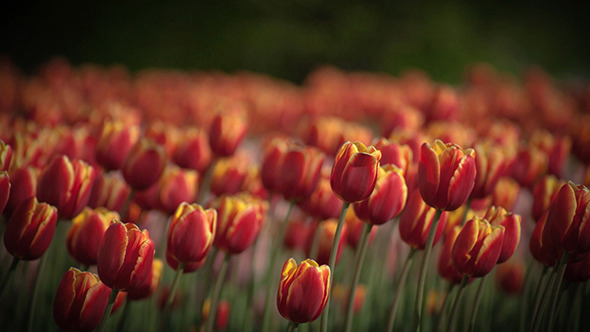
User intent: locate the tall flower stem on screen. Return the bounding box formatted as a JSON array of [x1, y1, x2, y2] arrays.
[[160, 263, 185, 332], [344, 223, 372, 332], [206, 253, 230, 332], [446, 276, 469, 332], [287, 321, 299, 332], [467, 276, 486, 332], [518, 260, 535, 332], [386, 248, 416, 332], [434, 283, 455, 332], [26, 254, 48, 332], [528, 266, 549, 332], [120, 189, 135, 219], [199, 158, 217, 205], [546, 252, 568, 332], [320, 201, 350, 332], [116, 299, 132, 332], [0, 257, 19, 297], [414, 208, 443, 332], [196, 247, 219, 326], [98, 288, 120, 332], [261, 200, 295, 332], [531, 265, 557, 332]]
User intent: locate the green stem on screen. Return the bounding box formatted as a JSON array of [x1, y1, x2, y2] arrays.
[[26, 254, 48, 332], [206, 253, 230, 332], [519, 260, 535, 332], [287, 321, 299, 332], [261, 200, 295, 332], [116, 299, 131, 332], [528, 265, 549, 332], [120, 189, 136, 219], [467, 276, 486, 332], [434, 283, 455, 332], [197, 247, 219, 326], [320, 201, 350, 332], [386, 248, 416, 332], [160, 263, 185, 331], [531, 265, 557, 332], [98, 288, 120, 332], [309, 222, 322, 260], [344, 223, 373, 332], [446, 276, 469, 332], [461, 199, 472, 226], [199, 158, 217, 205], [546, 252, 568, 332], [413, 208, 443, 332], [0, 256, 19, 297]]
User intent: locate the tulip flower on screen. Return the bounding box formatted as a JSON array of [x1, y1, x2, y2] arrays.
[[452, 217, 505, 278], [172, 127, 212, 172], [211, 194, 267, 255], [484, 206, 521, 263], [418, 139, 476, 211], [305, 116, 348, 156], [127, 258, 164, 301], [509, 145, 547, 189], [495, 262, 524, 294], [491, 177, 520, 211], [97, 220, 155, 290], [277, 258, 330, 324], [209, 110, 248, 157], [399, 188, 448, 250], [299, 169, 343, 220], [261, 136, 290, 194], [0, 139, 12, 171], [330, 141, 381, 204], [373, 137, 415, 188], [530, 130, 571, 177], [67, 207, 120, 266], [353, 164, 407, 225], [87, 170, 131, 213], [156, 165, 199, 214], [95, 120, 140, 171], [53, 268, 111, 332], [531, 175, 565, 222], [122, 138, 167, 191], [0, 171, 9, 215], [210, 155, 250, 197], [36, 155, 96, 220], [277, 144, 324, 202], [437, 226, 465, 284], [283, 218, 312, 251], [166, 202, 216, 272], [529, 212, 561, 267], [470, 142, 510, 199]]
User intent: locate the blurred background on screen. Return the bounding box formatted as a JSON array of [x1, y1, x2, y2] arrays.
[[1, 0, 589, 84]]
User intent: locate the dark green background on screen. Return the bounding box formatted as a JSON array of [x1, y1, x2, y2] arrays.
[[1, 0, 588, 83]]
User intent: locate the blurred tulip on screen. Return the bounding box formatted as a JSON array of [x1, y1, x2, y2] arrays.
[[495, 262, 524, 294], [304, 116, 348, 156], [144, 121, 180, 158], [67, 207, 120, 266], [211, 156, 250, 197], [97, 220, 155, 290], [166, 202, 216, 272], [299, 169, 343, 220], [277, 258, 330, 324], [3, 197, 57, 260], [491, 177, 521, 211], [202, 299, 231, 330], [0, 139, 12, 171], [353, 164, 407, 225], [127, 258, 164, 300], [509, 145, 547, 188], [345, 208, 377, 249], [529, 212, 561, 266], [122, 138, 166, 191], [330, 141, 381, 203], [277, 144, 324, 202], [261, 136, 290, 193], [437, 226, 465, 284], [530, 130, 571, 177], [0, 171, 9, 215], [36, 155, 96, 219], [452, 217, 505, 277], [95, 120, 139, 171], [172, 127, 211, 172], [381, 104, 424, 137], [484, 206, 521, 263], [373, 137, 414, 187], [543, 182, 590, 255], [209, 110, 248, 157], [399, 188, 448, 250], [306, 219, 348, 265], [283, 218, 312, 251], [418, 139, 476, 211], [471, 142, 510, 199], [426, 85, 459, 122], [87, 170, 131, 213], [157, 165, 198, 214], [211, 194, 267, 255], [3, 166, 38, 217], [531, 175, 565, 222], [53, 268, 111, 332]]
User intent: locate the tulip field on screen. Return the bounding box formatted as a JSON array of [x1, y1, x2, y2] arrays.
[[1, 58, 590, 332]]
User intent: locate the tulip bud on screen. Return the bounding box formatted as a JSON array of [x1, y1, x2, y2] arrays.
[[530, 130, 571, 177], [95, 120, 140, 171], [211, 156, 250, 197], [87, 171, 131, 213], [491, 177, 520, 211], [529, 211, 561, 266], [277, 144, 324, 202], [277, 258, 330, 324], [172, 127, 212, 173], [53, 268, 111, 332], [156, 165, 199, 214], [373, 138, 414, 187], [211, 194, 267, 255], [330, 141, 381, 203], [452, 217, 505, 277], [66, 207, 119, 266], [437, 226, 465, 284], [399, 188, 448, 250], [4, 166, 39, 217], [261, 136, 290, 193], [167, 202, 216, 272], [97, 220, 155, 290], [299, 169, 343, 220], [209, 110, 248, 157], [531, 175, 565, 222], [305, 117, 348, 156], [4, 197, 57, 260], [36, 155, 96, 220], [484, 206, 521, 264], [122, 138, 167, 191], [0, 171, 10, 215], [127, 258, 164, 300], [353, 164, 407, 225], [471, 142, 510, 199], [543, 182, 590, 255], [509, 145, 547, 189]]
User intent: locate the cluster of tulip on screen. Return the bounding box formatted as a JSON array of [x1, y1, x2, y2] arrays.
[[0, 57, 589, 332]]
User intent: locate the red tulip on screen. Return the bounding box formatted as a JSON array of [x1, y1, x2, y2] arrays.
[[53, 268, 111, 332], [277, 258, 330, 324], [211, 156, 250, 197], [373, 137, 414, 188], [330, 141, 381, 203], [452, 217, 504, 277], [277, 144, 324, 202], [471, 142, 510, 199], [127, 258, 164, 300], [509, 145, 547, 189], [353, 164, 407, 225], [484, 206, 521, 264], [3, 197, 57, 260], [166, 202, 216, 272], [0, 139, 12, 171], [36, 155, 96, 219], [97, 220, 155, 290], [87, 170, 131, 213], [209, 110, 248, 157], [95, 120, 139, 171], [0, 171, 9, 215], [437, 226, 465, 284], [495, 262, 524, 294], [156, 165, 198, 214], [491, 177, 520, 212], [122, 138, 166, 191], [261, 136, 290, 193], [172, 127, 212, 173], [399, 188, 448, 250], [299, 169, 343, 220], [4, 166, 39, 217], [531, 175, 565, 222], [529, 212, 561, 267], [418, 139, 476, 211], [67, 207, 119, 266]]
